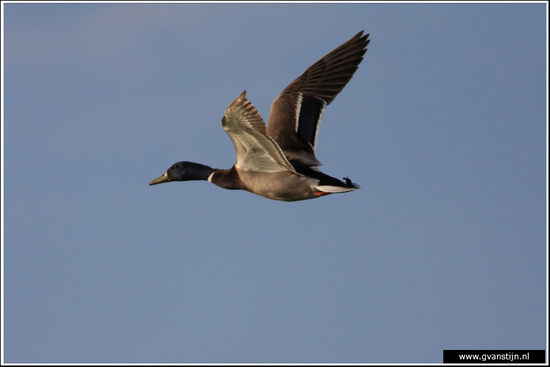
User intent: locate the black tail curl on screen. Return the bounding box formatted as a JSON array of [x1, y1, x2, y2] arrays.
[[343, 176, 356, 188]]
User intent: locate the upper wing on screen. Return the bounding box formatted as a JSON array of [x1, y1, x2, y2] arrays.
[[266, 31, 370, 166], [222, 91, 296, 173]]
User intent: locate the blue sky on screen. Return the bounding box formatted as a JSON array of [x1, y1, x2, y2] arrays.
[[2, 2, 547, 363]]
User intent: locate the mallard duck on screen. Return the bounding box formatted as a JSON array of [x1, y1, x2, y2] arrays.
[[150, 31, 370, 201]]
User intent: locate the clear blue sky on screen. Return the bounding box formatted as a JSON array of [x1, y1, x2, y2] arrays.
[[2, 2, 547, 363]]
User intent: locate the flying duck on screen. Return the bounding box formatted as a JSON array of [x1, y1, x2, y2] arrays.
[[150, 31, 370, 201]]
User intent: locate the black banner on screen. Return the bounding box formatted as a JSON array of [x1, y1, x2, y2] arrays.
[[443, 350, 545, 363]]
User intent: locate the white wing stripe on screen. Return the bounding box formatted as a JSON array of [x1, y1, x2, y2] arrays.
[[313, 99, 326, 153], [294, 93, 303, 133]]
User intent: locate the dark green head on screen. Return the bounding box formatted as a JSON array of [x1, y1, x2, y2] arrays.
[[149, 161, 213, 185]]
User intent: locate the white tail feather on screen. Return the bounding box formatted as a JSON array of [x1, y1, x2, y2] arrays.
[[315, 185, 359, 193]]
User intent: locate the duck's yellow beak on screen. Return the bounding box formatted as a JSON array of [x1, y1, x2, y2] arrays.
[[149, 171, 171, 185]]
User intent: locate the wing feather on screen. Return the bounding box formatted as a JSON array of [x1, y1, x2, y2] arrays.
[[266, 31, 370, 166], [222, 91, 296, 173]]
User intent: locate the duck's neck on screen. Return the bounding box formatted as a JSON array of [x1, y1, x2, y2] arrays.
[[208, 166, 245, 190]]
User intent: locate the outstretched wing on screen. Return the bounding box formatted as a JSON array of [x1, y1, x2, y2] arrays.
[[222, 91, 296, 173], [266, 31, 370, 166]]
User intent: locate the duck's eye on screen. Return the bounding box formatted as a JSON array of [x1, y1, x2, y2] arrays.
[[172, 164, 179, 169]]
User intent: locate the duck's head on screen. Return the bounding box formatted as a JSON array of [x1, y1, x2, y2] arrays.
[[149, 161, 213, 185]]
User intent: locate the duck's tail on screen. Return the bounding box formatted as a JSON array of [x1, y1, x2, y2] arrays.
[[290, 161, 360, 194]]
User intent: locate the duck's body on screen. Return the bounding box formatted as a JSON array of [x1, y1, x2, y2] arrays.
[[214, 168, 320, 202], [150, 31, 370, 201], [248, 173, 318, 201]]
